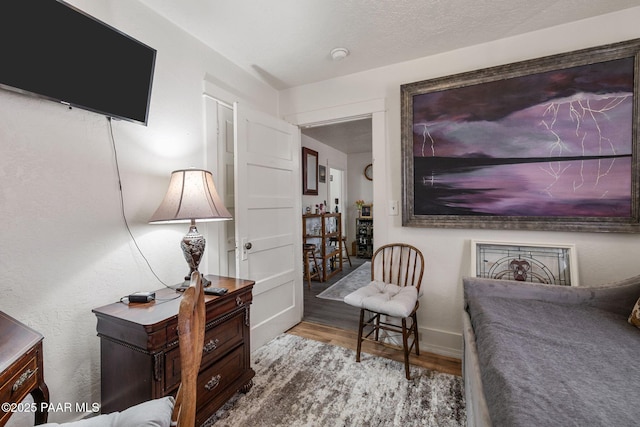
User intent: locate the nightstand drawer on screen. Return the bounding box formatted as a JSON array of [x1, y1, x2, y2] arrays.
[[0, 313, 49, 425], [200, 311, 245, 366], [165, 310, 245, 389], [0, 354, 38, 407], [197, 345, 245, 408]]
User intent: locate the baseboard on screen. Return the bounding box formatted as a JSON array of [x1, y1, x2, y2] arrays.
[[363, 320, 462, 360], [419, 327, 462, 359]]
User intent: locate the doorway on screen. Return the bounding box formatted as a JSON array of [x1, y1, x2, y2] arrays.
[[301, 118, 373, 252], [329, 167, 345, 234], [300, 117, 373, 330]]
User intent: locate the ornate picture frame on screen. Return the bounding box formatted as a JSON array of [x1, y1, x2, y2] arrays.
[[401, 39, 640, 232], [470, 240, 578, 286]]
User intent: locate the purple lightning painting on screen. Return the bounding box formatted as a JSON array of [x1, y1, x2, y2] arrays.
[[401, 40, 640, 232], [412, 57, 633, 218]]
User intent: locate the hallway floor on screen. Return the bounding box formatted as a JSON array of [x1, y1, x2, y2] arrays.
[[303, 255, 367, 331]]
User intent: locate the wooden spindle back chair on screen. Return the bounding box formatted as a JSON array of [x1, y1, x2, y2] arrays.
[[172, 271, 205, 426], [345, 243, 424, 379], [371, 243, 424, 290]]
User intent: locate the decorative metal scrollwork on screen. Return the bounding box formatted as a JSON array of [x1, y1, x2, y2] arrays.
[[203, 338, 220, 353], [12, 369, 35, 393], [204, 374, 221, 391]]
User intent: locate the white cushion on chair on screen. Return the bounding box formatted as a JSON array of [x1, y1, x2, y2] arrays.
[[344, 280, 418, 317]]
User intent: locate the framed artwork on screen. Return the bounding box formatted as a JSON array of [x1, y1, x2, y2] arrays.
[[401, 39, 640, 232], [302, 147, 318, 195], [360, 204, 372, 218], [470, 240, 578, 286], [319, 165, 326, 183]]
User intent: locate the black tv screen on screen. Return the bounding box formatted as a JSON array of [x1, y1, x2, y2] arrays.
[[0, 0, 156, 125]]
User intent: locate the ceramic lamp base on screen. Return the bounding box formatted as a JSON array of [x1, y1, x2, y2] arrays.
[[179, 220, 211, 288]]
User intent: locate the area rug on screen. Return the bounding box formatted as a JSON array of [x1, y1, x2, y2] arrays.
[[316, 261, 371, 301], [203, 334, 465, 426]]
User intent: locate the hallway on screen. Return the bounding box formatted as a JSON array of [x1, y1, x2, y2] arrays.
[[303, 256, 367, 331]]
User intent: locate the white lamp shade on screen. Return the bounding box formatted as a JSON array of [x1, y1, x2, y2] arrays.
[[149, 169, 232, 223]]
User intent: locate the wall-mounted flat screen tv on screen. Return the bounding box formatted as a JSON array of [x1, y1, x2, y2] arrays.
[[0, 0, 156, 125]]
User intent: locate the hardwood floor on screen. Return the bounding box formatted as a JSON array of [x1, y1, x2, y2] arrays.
[[287, 321, 462, 377], [299, 256, 462, 377], [303, 255, 366, 331]]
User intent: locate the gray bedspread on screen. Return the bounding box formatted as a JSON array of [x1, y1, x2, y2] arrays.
[[467, 295, 640, 427]]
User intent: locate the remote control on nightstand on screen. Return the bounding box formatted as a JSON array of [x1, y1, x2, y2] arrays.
[[204, 287, 228, 296]]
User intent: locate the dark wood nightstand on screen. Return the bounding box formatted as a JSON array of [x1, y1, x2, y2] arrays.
[[92, 275, 255, 426], [0, 311, 50, 426]]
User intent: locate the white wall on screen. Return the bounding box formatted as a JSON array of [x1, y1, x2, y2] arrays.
[[280, 8, 640, 357], [301, 134, 348, 215], [346, 152, 373, 249], [0, 0, 278, 422]]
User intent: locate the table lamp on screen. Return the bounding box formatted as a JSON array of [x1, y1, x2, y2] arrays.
[[149, 169, 231, 288]]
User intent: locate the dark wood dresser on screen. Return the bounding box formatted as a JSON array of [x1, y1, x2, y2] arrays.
[[92, 275, 255, 425], [0, 311, 50, 426]]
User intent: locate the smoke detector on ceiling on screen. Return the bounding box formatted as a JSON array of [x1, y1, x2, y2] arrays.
[[330, 47, 349, 61]]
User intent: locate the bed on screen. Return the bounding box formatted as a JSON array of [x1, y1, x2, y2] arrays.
[[462, 274, 640, 427]]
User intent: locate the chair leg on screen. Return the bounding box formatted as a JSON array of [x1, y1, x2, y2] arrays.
[[303, 247, 322, 289], [303, 250, 312, 289], [374, 314, 380, 341], [356, 309, 365, 362], [311, 250, 321, 283], [402, 317, 411, 380], [342, 236, 352, 267], [412, 312, 420, 356]]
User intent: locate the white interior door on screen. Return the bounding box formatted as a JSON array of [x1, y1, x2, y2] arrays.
[[234, 103, 302, 350], [204, 96, 236, 277], [218, 102, 236, 276]]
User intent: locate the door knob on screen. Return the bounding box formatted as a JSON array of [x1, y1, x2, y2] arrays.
[[244, 242, 252, 250]]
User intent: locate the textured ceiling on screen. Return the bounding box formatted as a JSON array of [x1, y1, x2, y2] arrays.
[[140, 0, 640, 90]]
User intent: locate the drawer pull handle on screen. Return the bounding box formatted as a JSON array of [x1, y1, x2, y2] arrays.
[[236, 296, 243, 306], [203, 338, 220, 353], [12, 369, 35, 393], [204, 374, 221, 391]]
